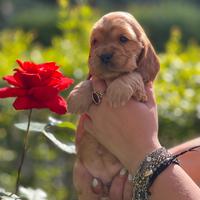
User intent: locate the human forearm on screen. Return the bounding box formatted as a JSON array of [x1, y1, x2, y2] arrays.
[[150, 164, 200, 200], [169, 137, 200, 186], [169, 137, 200, 153], [140, 138, 200, 200]]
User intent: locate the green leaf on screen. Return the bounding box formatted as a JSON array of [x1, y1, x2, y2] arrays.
[[48, 117, 62, 125], [48, 117, 76, 130], [56, 121, 76, 130], [15, 121, 76, 154], [19, 186, 47, 200], [14, 122, 46, 133], [42, 130, 76, 154]]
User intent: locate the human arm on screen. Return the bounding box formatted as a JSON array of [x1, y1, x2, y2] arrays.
[[83, 79, 200, 200], [169, 137, 200, 186], [74, 137, 200, 200]]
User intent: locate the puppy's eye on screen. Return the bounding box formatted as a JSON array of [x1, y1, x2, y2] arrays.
[[119, 36, 129, 43], [92, 38, 98, 46]]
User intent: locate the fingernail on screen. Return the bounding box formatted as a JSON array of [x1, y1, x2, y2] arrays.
[[120, 168, 127, 176], [92, 178, 99, 188], [128, 173, 132, 182]]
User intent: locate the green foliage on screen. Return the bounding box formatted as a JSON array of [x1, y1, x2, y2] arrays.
[[156, 28, 200, 146], [15, 121, 76, 154], [0, 0, 200, 199], [127, 1, 200, 51], [1, 0, 59, 45], [2, 0, 200, 50], [0, 30, 34, 75]]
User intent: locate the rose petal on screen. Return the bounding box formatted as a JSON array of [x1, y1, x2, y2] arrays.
[[16, 72, 41, 88], [38, 62, 59, 71], [13, 96, 45, 110], [23, 62, 38, 72], [3, 75, 22, 87], [13, 72, 24, 86], [45, 96, 67, 114], [46, 75, 74, 90], [39, 71, 54, 80], [56, 77, 74, 90], [38, 69, 60, 81], [0, 87, 27, 98], [45, 71, 64, 86], [29, 86, 58, 101], [51, 71, 64, 78], [17, 60, 38, 73], [16, 60, 24, 68]]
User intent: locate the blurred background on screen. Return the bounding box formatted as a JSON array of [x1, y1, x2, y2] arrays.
[[0, 0, 199, 199]]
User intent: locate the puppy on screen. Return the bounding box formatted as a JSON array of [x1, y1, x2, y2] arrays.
[[68, 12, 160, 198]]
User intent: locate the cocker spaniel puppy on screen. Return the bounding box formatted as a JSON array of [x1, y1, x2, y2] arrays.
[[68, 12, 160, 198]]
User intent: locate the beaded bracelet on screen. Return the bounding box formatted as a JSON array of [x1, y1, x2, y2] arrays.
[[132, 145, 200, 200], [132, 147, 179, 200]]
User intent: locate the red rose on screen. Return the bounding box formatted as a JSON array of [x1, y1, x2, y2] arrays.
[[0, 60, 74, 114]]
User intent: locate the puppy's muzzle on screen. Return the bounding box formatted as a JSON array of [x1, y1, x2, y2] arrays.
[[100, 53, 113, 64]]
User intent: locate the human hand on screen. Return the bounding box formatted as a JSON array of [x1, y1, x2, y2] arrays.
[[74, 114, 133, 200], [84, 78, 161, 174], [73, 158, 133, 200]]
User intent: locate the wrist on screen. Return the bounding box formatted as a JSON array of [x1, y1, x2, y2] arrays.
[[132, 147, 180, 200], [127, 140, 161, 174]]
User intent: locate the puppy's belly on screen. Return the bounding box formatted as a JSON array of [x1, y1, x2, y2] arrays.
[[77, 131, 122, 184]]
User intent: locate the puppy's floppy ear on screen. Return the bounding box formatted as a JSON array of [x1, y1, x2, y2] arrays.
[[123, 13, 159, 82], [137, 38, 160, 83]]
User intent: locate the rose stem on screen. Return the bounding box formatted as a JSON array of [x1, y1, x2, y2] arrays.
[[15, 109, 32, 194]]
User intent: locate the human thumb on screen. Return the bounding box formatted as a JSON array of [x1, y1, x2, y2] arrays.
[[145, 82, 156, 109]]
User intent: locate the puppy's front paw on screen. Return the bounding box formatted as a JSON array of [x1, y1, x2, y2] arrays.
[[67, 81, 93, 114], [106, 80, 133, 108], [134, 86, 148, 102]]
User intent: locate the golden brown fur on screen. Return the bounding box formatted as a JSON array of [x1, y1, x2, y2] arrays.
[[68, 12, 160, 199]]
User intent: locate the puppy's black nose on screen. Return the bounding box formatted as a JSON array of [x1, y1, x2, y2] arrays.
[[100, 53, 113, 64]]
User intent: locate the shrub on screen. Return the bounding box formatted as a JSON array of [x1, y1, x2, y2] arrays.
[[156, 28, 200, 146], [128, 1, 200, 51]]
